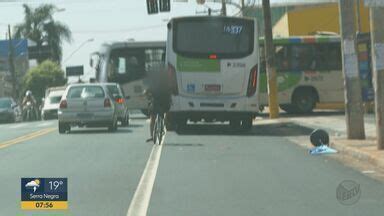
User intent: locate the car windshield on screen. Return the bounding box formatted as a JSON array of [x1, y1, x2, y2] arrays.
[[67, 86, 105, 99], [0, 99, 11, 108]]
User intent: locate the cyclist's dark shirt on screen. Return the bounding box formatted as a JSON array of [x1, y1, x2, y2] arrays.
[[146, 69, 172, 114]]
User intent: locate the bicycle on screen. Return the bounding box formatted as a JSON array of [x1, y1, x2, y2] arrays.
[[153, 112, 166, 145]]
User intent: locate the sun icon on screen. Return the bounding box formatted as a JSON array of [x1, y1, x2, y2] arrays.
[[34, 179, 40, 185]]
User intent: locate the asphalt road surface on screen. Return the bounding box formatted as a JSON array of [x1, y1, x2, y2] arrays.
[[0, 113, 383, 216]]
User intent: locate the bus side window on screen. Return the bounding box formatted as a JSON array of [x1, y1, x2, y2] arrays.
[[327, 44, 342, 70], [275, 46, 289, 71], [289, 45, 315, 71]]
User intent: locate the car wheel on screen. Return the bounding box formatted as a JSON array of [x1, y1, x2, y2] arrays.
[[175, 118, 187, 132], [141, 109, 150, 118], [108, 119, 118, 132], [59, 122, 69, 134], [241, 117, 253, 131], [121, 113, 129, 127], [8, 114, 16, 123]]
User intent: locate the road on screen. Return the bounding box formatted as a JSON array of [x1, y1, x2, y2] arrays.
[[0, 113, 383, 216]]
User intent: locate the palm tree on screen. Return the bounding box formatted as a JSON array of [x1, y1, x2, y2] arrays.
[[14, 4, 72, 64]]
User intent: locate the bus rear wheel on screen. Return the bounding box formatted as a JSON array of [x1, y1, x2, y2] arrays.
[[292, 88, 317, 114]]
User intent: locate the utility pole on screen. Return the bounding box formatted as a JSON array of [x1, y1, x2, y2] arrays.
[[338, 0, 365, 139], [221, 0, 227, 16], [369, 6, 384, 149], [356, 0, 361, 33], [7, 25, 17, 98], [241, 0, 245, 16], [262, 0, 279, 119]]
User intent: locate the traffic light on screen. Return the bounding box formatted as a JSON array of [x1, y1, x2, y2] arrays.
[[159, 0, 170, 12], [146, 0, 159, 14]]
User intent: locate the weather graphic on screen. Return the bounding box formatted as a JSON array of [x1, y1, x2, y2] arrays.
[[25, 179, 40, 193], [21, 178, 68, 210]]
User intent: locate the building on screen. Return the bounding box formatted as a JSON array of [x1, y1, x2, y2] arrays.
[[273, 1, 370, 37], [0, 39, 29, 97]]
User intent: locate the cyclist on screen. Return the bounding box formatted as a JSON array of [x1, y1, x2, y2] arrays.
[[144, 64, 172, 142]]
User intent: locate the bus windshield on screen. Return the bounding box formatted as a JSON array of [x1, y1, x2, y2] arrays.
[[108, 47, 165, 83], [173, 17, 254, 58]]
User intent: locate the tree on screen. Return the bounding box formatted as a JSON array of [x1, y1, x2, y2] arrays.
[[14, 4, 72, 64], [22, 60, 67, 102]]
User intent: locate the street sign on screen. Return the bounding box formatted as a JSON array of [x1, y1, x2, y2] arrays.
[[365, 0, 384, 7], [66, 66, 84, 77], [160, 0, 171, 11], [147, 0, 159, 14], [28, 45, 52, 60]]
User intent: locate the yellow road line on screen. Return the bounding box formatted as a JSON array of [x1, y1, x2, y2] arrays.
[[0, 127, 56, 149]]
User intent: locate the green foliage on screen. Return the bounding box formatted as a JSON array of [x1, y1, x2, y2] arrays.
[[22, 60, 67, 101], [14, 3, 72, 63]]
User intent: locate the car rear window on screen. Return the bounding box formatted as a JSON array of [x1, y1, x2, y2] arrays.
[[0, 99, 11, 108], [49, 96, 62, 104], [67, 86, 105, 99], [106, 85, 120, 97]]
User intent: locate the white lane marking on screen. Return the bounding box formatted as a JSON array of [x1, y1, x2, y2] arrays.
[[9, 123, 28, 129], [37, 121, 54, 127], [126, 143, 164, 216]]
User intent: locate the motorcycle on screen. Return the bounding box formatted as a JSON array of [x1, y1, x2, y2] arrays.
[[23, 101, 37, 121]]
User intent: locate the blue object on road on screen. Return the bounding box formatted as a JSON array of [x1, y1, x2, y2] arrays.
[[309, 145, 337, 155]]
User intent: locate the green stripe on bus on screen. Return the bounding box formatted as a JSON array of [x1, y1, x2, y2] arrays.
[[316, 37, 332, 43], [177, 55, 220, 72], [259, 72, 302, 93], [273, 38, 291, 44]]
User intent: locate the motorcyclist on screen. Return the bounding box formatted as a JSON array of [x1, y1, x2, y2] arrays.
[[22, 90, 38, 120]]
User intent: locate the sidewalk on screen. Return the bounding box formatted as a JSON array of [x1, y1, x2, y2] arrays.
[[259, 111, 384, 171]]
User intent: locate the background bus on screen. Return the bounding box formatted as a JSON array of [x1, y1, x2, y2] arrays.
[[258, 35, 373, 114], [91, 41, 166, 114], [166, 16, 260, 130]]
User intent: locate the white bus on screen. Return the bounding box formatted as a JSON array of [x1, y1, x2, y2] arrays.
[[166, 16, 260, 130], [258, 35, 373, 113], [90, 41, 166, 114]]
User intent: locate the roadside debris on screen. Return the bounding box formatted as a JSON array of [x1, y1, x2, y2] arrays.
[[309, 129, 337, 155]]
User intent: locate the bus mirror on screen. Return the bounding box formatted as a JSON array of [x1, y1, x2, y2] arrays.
[[90, 59, 94, 67], [167, 22, 171, 30]]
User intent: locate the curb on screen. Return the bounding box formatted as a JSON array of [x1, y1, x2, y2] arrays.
[[330, 139, 384, 170], [257, 117, 384, 170]]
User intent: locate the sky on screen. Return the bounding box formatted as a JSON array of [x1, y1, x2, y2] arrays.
[[0, 0, 335, 81]]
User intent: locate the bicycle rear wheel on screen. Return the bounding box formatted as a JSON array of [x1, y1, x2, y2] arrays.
[[153, 115, 159, 144], [158, 116, 165, 145]]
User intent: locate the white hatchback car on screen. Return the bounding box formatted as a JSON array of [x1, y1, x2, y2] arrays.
[[58, 83, 118, 133], [41, 87, 65, 120]]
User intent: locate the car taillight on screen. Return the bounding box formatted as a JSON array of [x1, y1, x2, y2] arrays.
[[115, 98, 124, 104], [59, 100, 67, 109], [247, 65, 258, 97], [104, 98, 112, 108], [168, 63, 178, 95]]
